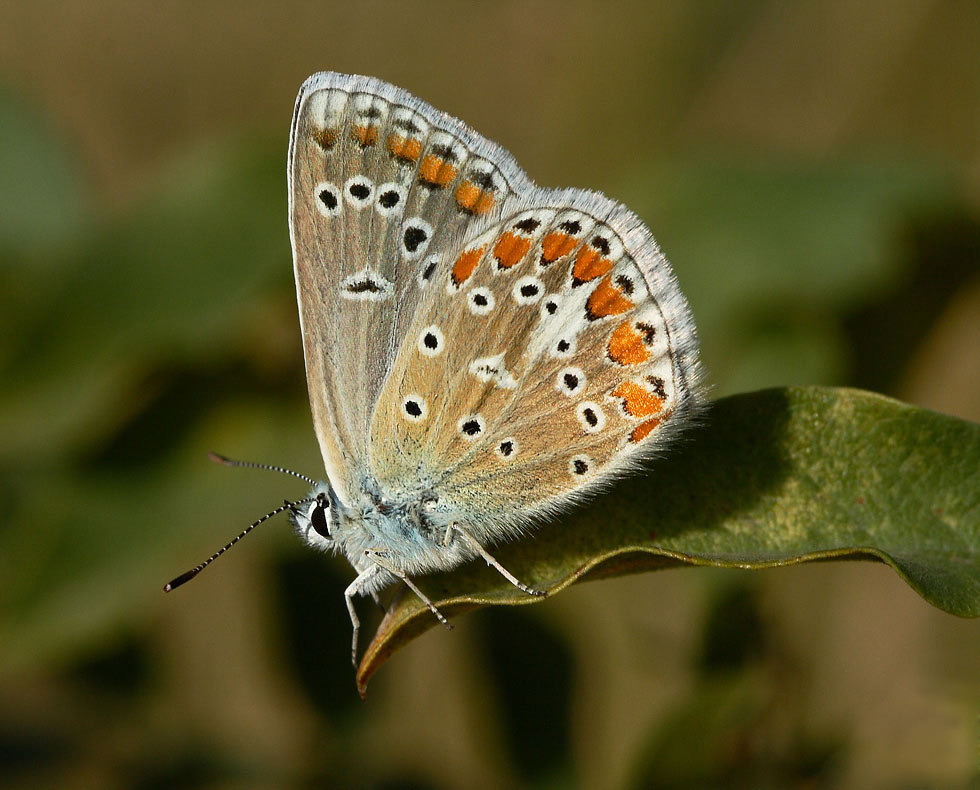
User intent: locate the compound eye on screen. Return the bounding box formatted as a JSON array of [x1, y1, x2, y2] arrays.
[[310, 496, 330, 538]]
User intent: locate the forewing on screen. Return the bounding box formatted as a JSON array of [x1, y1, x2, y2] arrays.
[[369, 192, 702, 536], [288, 73, 528, 503]]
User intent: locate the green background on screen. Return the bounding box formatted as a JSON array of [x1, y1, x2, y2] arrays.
[[1, 2, 978, 787]]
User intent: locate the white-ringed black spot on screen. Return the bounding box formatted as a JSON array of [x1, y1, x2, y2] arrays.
[[559, 219, 582, 234], [417, 324, 444, 357], [314, 182, 341, 217], [569, 455, 592, 476], [468, 287, 495, 316], [404, 226, 427, 252], [495, 438, 518, 460], [402, 394, 428, 423], [551, 337, 575, 358], [401, 218, 433, 259], [557, 366, 586, 396], [512, 275, 544, 305], [576, 401, 607, 433], [340, 268, 393, 301], [343, 175, 374, 208], [539, 294, 561, 320], [375, 182, 407, 216], [457, 414, 485, 440]]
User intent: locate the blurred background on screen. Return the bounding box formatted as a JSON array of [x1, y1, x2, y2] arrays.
[[1, 2, 979, 787]]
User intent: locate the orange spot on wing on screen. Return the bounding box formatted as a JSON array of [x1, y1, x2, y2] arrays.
[[351, 125, 378, 147], [540, 232, 577, 263], [585, 275, 634, 320], [572, 246, 614, 284], [630, 416, 664, 443], [419, 154, 458, 187], [387, 135, 422, 162], [455, 181, 496, 214], [312, 127, 337, 150], [493, 232, 532, 269], [451, 245, 486, 286], [607, 323, 651, 366], [612, 381, 664, 418]]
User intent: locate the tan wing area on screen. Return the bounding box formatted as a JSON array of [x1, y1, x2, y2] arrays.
[[369, 203, 700, 528], [289, 76, 519, 503]]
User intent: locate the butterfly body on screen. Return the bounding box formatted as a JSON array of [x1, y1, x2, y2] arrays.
[[282, 71, 703, 654], [290, 476, 482, 595]]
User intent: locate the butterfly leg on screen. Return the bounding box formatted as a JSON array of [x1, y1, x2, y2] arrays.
[[364, 550, 453, 631], [345, 564, 381, 667], [447, 523, 547, 598]]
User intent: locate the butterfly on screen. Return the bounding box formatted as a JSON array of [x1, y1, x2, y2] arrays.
[[166, 72, 702, 665]]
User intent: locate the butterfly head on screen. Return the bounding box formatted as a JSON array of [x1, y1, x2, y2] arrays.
[[290, 481, 339, 551]]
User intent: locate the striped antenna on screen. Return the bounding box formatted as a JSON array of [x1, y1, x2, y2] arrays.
[[163, 497, 314, 592], [208, 451, 317, 487]]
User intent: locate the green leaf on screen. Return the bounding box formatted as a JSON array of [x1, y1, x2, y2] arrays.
[[356, 386, 980, 696]]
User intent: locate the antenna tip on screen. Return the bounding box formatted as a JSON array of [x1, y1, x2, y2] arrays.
[[208, 451, 231, 465], [163, 568, 201, 592]]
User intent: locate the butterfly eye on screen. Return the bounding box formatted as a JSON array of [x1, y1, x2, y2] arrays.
[[310, 495, 331, 538]]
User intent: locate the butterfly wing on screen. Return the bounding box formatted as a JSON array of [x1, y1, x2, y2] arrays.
[[368, 198, 702, 539], [288, 73, 529, 504]]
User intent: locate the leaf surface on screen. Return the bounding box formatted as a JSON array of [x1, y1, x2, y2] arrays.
[[357, 386, 980, 695]]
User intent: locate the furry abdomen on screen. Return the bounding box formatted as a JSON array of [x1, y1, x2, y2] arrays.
[[292, 479, 480, 593]]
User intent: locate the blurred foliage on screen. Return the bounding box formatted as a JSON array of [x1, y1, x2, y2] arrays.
[[1, 2, 979, 788]]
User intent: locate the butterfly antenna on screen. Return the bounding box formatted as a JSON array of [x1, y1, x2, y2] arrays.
[[208, 451, 317, 487], [163, 497, 314, 592]]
